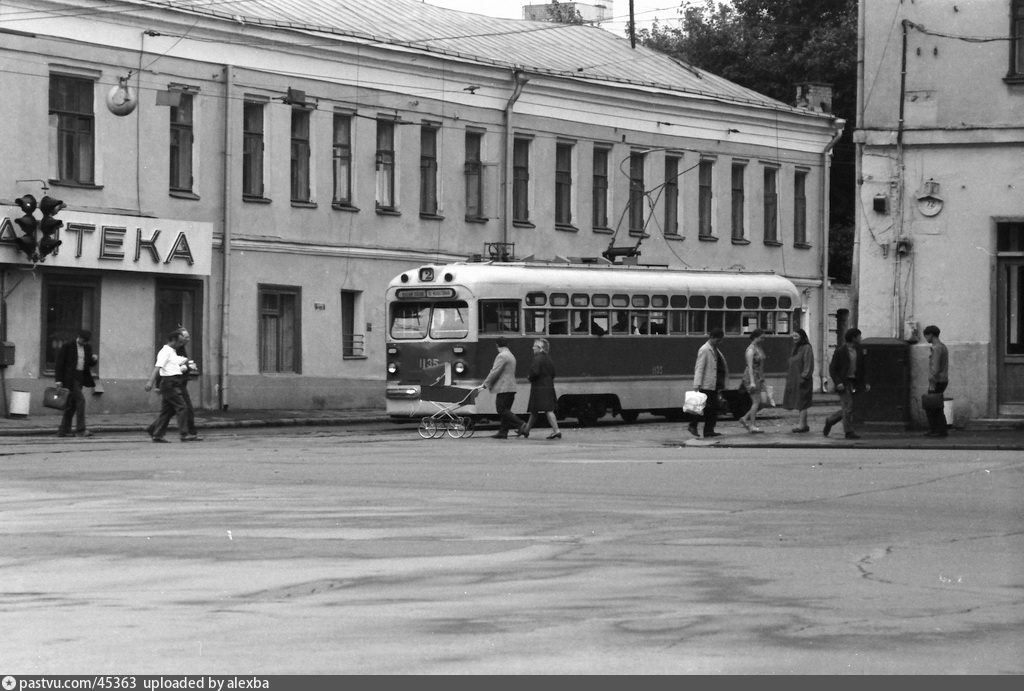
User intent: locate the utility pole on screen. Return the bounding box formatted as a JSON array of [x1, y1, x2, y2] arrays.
[[629, 0, 636, 49]]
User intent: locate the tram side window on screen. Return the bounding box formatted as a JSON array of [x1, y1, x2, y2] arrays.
[[479, 300, 520, 334], [650, 311, 667, 335], [390, 304, 429, 339], [549, 309, 569, 334], [670, 310, 687, 334], [591, 310, 609, 335], [525, 309, 547, 334], [724, 311, 742, 335], [689, 311, 706, 334], [611, 310, 629, 334]]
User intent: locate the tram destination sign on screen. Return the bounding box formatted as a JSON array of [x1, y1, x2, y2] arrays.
[[0, 207, 213, 276]]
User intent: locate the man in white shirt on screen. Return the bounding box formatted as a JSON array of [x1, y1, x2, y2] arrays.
[[144, 329, 199, 442]]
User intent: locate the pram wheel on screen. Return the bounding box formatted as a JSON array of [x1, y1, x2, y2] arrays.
[[446, 419, 467, 438], [417, 417, 438, 439]]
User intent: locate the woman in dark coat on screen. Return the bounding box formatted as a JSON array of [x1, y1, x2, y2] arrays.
[[522, 338, 561, 440], [782, 327, 815, 433]]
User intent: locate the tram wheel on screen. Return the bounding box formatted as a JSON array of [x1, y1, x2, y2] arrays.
[[620, 411, 639, 424]]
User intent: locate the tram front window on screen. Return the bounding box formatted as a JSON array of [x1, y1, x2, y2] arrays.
[[390, 304, 430, 339], [429, 301, 469, 339]]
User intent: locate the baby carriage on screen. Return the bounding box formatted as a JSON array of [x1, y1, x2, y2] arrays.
[[416, 384, 481, 439]]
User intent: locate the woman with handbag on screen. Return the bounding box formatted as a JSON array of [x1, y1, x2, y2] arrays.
[[782, 328, 814, 433], [520, 338, 562, 440], [739, 329, 767, 433]]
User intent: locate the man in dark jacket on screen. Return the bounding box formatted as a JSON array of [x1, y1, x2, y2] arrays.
[[824, 328, 864, 439], [54, 329, 97, 438]]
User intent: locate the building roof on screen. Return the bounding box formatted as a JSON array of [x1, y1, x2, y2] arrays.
[[132, 0, 805, 113]]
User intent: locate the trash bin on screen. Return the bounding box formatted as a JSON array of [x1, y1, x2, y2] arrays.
[[854, 338, 910, 427], [8, 390, 30, 417]]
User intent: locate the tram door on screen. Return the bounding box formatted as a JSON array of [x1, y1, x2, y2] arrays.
[[155, 280, 203, 399]]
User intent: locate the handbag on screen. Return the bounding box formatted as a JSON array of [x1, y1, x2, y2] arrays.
[[683, 390, 707, 415], [43, 386, 70, 410], [921, 392, 944, 412]]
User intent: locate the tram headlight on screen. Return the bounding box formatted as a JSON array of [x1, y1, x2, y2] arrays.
[[387, 362, 399, 375], [453, 361, 466, 375], [387, 345, 399, 356], [452, 346, 465, 355]]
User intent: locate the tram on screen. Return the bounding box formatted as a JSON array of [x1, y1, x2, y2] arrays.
[[385, 260, 802, 425]]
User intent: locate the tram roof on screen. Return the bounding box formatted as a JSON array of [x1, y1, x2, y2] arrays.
[[389, 262, 800, 298]]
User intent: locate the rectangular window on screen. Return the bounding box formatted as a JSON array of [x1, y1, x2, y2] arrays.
[[169, 91, 194, 193], [290, 108, 311, 203], [42, 277, 98, 373], [479, 300, 519, 334], [465, 131, 484, 220], [593, 147, 609, 229], [698, 159, 714, 237], [731, 163, 746, 240], [664, 156, 679, 236], [794, 170, 808, 246], [49, 74, 95, 184], [1014, 0, 1024, 76], [764, 167, 779, 243], [555, 142, 573, 226], [341, 290, 364, 357], [420, 125, 439, 216], [512, 138, 530, 223], [258, 286, 301, 373], [629, 152, 645, 233], [332, 113, 353, 206], [242, 101, 265, 198], [376, 120, 396, 211]]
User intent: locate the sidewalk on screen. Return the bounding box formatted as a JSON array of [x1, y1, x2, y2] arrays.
[[2, 399, 1023, 449]]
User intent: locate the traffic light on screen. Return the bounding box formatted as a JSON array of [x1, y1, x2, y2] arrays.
[[13, 194, 39, 262], [37, 195, 64, 261]]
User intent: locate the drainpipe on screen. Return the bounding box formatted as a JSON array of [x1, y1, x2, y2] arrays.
[[820, 120, 845, 391], [502, 70, 529, 245], [220, 64, 234, 410], [850, 0, 866, 331]]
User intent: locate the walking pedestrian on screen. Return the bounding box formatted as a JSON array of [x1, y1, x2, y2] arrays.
[[782, 328, 815, 433], [144, 328, 201, 442], [175, 332, 202, 441], [482, 337, 527, 439], [738, 329, 767, 433], [54, 329, 98, 438], [923, 324, 950, 437], [521, 338, 562, 440], [823, 327, 864, 439], [689, 327, 727, 439]]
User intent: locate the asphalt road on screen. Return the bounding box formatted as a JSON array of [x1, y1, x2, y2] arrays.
[[1, 422, 1021, 674]]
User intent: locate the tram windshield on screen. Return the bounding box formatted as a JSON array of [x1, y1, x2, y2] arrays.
[[390, 301, 469, 340]]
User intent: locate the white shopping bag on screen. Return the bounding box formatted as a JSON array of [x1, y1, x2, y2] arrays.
[[683, 390, 707, 415]]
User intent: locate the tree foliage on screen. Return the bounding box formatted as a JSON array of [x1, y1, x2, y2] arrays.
[[544, 1, 585, 25], [638, 0, 857, 282]]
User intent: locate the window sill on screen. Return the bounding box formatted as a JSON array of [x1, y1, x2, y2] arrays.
[[664, 233, 684, 242], [731, 238, 751, 246], [291, 201, 318, 209], [49, 180, 102, 190], [628, 230, 650, 238], [376, 208, 401, 217], [698, 234, 719, 242], [169, 190, 200, 201], [342, 354, 368, 360], [793, 242, 813, 250], [1003, 74, 1024, 85], [556, 224, 579, 233], [419, 213, 445, 221], [332, 202, 360, 212], [513, 220, 535, 229], [243, 196, 272, 204], [763, 239, 783, 247], [465, 216, 489, 224]]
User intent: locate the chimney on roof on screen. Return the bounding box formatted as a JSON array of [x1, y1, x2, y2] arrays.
[[795, 82, 833, 113]]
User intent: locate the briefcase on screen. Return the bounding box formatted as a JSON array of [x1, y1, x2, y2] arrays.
[[921, 392, 944, 412], [43, 386, 70, 410]]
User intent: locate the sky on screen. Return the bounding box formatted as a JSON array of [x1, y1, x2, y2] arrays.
[[421, 0, 688, 39]]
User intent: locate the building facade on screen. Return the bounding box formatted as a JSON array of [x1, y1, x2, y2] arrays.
[[855, 0, 1024, 421], [0, 0, 843, 415]]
